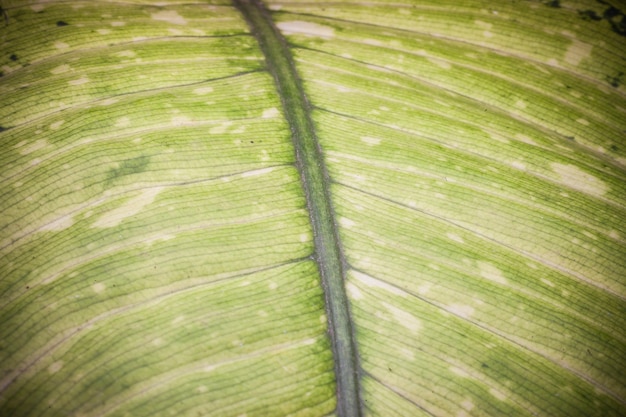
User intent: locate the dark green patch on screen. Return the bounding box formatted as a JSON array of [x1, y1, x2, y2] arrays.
[[610, 144, 619, 151], [56, 20, 69, 26], [579, 4, 626, 36], [607, 14, 626, 36], [579, 9, 603, 20], [546, 0, 560, 8], [105, 155, 150, 184], [606, 71, 624, 87], [0, 126, 8, 132], [9, 53, 18, 61]]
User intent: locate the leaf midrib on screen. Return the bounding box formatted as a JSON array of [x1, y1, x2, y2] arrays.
[[233, 1, 361, 416]]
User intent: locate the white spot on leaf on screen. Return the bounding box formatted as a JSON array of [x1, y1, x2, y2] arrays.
[[115, 117, 131, 128], [447, 232, 464, 243], [360, 136, 381, 146], [50, 64, 71, 75], [352, 271, 406, 297], [477, 261, 507, 285], [262, 108, 280, 118], [346, 282, 363, 300], [92, 187, 163, 228], [69, 76, 89, 86], [48, 361, 63, 374], [339, 217, 356, 228], [564, 39, 592, 66], [92, 282, 106, 293], [193, 86, 213, 95], [18, 139, 48, 155], [381, 302, 421, 333], [552, 163, 608, 197], [276, 21, 334, 39], [448, 304, 475, 318], [151, 10, 187, 25]]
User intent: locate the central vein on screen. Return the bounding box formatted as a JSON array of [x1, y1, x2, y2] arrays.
[[233, 1, 361, 415]]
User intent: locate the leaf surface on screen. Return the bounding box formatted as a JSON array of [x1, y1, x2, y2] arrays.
[[1, 0, 625, 416]]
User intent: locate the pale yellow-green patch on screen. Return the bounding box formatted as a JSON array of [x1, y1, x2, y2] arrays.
[[54, 41, 69, 50], [608, 230, 621, 240], [360, 136, 381, 146], [262, 107, 280, 118], [111, 21, 126, 26], [448, 304, 475, 318], [97, 29, 112, 35], [276, 21, 334, 39], [339, 217, 356, 228], [381, 302, 421, 333], [446, 232, 464, 243], [40, 215, 74, 232], [171, 115, 192, 126], [18, 139, 48, 155], [576, 118, 590, 126], [115, 117, 131, 127], [564, 39, 592, 66], [489, 388, 508, 401], [192, 86, 214, 95], [551, 163, 609, 197], [92, 187, 163, 228], [68, 76, 90, 86], [352, 271, 407, 297], [241, 167, 275, 178], [115, 50, 136, 58], [48, 361, 63, 374], [209, 121, 232, 134], [477, 261, 507, 285], [49, 120, 65, 130], [50, 64, 71, 75], [151, 10, 187, 25], [92, 283, 106, 293], [427, 57, 452, 70], [346, 281, 363, 300]]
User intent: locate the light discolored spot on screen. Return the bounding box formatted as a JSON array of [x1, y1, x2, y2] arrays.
[[92, 187, 162, 228], [360, 136, 381, 146], [50, 64, 71, 74], [151, 10, 187, 25], [346, 282, 363, 300], [262, 107, 280, 118], [339, 217, 356, 228], [68, 76, 89, 86], [276, 21, 334, 39], [115, 117, 131, 128], [352, 270, 407, 297], [192, 86, 213, 95], [551, 163, 609, 197], [447, 232, 464, 243], [40, 215, 74, 232], [48, 361, 63, 374], [381, 302, 421, 333], [54, 41, 69, 50], [477, 261, 507, 285], [92, 282, 106, 293], [564, 39, 592, 66], [48, 120, 65, 131], [448, 304, 475, 318], [18, 139, 48, 155]]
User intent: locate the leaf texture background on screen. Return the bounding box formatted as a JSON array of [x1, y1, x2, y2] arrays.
[[1, 0, 625, 416]]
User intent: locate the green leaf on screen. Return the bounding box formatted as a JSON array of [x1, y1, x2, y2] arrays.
[[1, 0, 625, 416]]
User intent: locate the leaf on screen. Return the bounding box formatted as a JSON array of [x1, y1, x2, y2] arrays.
[[1, 0, 625, 416]]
